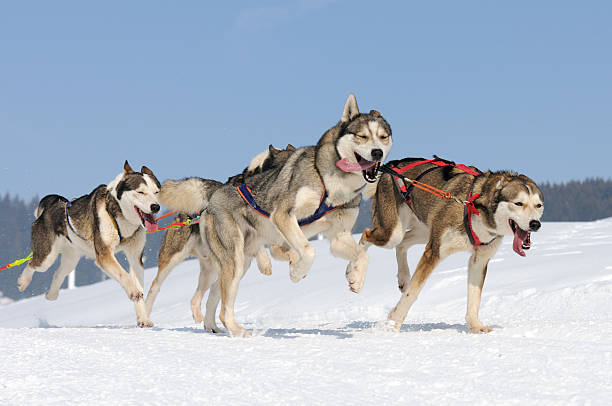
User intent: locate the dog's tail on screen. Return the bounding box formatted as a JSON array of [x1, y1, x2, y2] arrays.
[[34, 194, 68, 219], [159, 177, 223, 214]]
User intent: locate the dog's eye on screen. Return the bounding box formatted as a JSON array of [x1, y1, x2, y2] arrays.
[[536, 203, 542, 208], [514, 202, 523, 206], [138, 191, 145, 195], [356, 134, 367, 140]]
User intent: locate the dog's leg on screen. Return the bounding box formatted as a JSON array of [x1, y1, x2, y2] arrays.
[[328, 230, 369, 293], [95, 249, 148, 327], [204, 211, 250, 336], [218, 251, 252, 337], [255, 246, 272, 276], [191, 258, 217, 324], [270, 211, 315, 283], [395, 224, 429, 293], [17, 239, 60, 292], [465, 240, 502, 333], [269, 245, 299, 263], [122, 234, 153, 327], [388, 240, 442, 331], [204, 280, 222, 333], [45, 248, 80, 301], [145, 244, 191, 317]]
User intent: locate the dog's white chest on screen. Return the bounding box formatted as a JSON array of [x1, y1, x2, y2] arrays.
[[322, 173, 364, 206]]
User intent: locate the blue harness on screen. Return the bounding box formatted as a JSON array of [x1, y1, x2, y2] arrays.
[[64, 201, 87, 241], [236, 184, 341, 227]]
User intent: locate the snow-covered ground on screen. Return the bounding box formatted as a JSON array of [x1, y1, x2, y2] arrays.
[[1, 220, 612, 404]]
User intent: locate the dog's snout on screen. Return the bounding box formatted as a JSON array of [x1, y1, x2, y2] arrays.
[[150, 203, 160, 214], [371, 148, 383, 161], [529, 220, 541, 232]]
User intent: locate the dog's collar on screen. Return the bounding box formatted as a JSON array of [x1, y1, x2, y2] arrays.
[[64, 201, 87, 242], [236, 183, 342, 227]]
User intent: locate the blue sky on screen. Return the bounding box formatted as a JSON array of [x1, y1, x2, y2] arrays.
[[1, 1, 611, 200]]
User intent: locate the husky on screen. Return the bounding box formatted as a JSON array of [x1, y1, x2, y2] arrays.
[[160, 94, 393, 336], [17, 161, 161, 327], [144, 144, 297, 324], [360, 157, 544, 333]]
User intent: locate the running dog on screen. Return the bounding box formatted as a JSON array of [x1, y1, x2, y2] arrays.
[[160, 94, 393, 336], [144, 144, 297, 324], [17, 161, 161, 327], [360, 157, 544, 333]]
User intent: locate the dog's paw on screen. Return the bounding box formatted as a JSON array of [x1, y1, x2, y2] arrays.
[[289, 247, 315, 283], [138, 319, 154, 328], [128, 290, 144, 302], [17, 275, 32, 292], [387, 308, 406, 332], [192, 309, 204, 324], [229, 327, 251, 338], [45, 290, 59, 301], [258, 264, 272, 276], [204, 319, 222, 333], [345, 252, 369, 293], [397, 277, 410, 293], [469, 325, 493, 334], [382, 319, 401, 332]]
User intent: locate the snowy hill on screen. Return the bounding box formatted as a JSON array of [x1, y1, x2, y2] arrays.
[[1, 220, 612, 404]]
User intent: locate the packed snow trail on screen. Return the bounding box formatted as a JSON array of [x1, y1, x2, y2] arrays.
[[1, 220, 612, 404]]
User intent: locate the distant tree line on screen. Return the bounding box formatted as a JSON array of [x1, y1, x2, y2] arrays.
[[538, 178, 612, 221], [1, 177, 611, 299]]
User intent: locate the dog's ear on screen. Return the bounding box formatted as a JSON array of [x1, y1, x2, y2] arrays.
[[518, 174, 536, 184], [369, 110, 381, 117], [124, 160, 135, 174], [268, 144, 280, 154], [341, 93, 360, 123], [286, 144, 296, 151], [141, 166, 154, 177], [495, 173, 514, 190]]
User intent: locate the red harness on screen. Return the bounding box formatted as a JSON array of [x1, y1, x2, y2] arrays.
[[389, 158, 486, 247]]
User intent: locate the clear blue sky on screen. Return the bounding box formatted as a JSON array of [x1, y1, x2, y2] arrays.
[[1, 1, 611, 201]]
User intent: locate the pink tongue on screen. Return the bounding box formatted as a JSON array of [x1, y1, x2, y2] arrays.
[[336, 158, 376, 172], [145, 220, 158, 234], [512, 227, 529, 257]]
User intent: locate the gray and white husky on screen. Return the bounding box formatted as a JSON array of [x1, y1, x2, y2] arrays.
[[17, 161, 161, 327], [144, 144, 297, 324], [160, 94, 393, 336], [360, 157, 544, 333]]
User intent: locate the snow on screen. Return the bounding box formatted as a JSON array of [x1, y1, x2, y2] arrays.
[[1, 219, 612, 404]]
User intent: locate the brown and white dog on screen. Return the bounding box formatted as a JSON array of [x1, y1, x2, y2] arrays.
[[360, 157, 544, 333]]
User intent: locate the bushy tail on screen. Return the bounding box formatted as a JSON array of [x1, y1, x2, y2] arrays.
[[34, 194, 67, 219], [159, 177, 223, 214]]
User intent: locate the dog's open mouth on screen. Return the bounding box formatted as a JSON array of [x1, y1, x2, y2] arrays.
[[509, 219, 531, 257], [336, 153, 380, 183], [135, 206, 159, 233]]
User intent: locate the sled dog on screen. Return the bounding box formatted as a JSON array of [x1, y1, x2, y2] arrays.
[[360, 157, 544, 333], [160, 94, 393, 336], [144, 144, 297, 323], [17, 161, 161, 327]]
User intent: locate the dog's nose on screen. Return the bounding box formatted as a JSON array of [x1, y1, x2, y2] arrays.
[[150, 204, 160, 214], [371, 149, 383, 161], [529, 220, 541, 231]]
